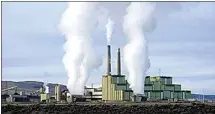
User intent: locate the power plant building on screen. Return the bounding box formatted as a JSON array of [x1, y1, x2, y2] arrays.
[[102, 46, 134, 101], [144, 76, 192, 100], [102, 45, 192, 101]]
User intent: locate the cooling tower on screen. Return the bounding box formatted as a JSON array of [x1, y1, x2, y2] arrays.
[[117, 48, 121, 75], [107, 45, 111, 75]]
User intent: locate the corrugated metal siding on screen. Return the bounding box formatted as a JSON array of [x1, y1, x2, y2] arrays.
[[164, 85, 175, 91], [111, 84, 115, 100], [116, 85, 127, 90], [145, 77, 152, 84], [161, 85, 165, 90], [155, 92, 161, 99], [145, 85, 152, 91], [185, 91, 192, 99], [160, 78, 165, 84], [111, 77, 116, 84], [167, 78, 172, 84], [123, 91, 129, 101], [154, 82, 161, 90], [102, 77, 107, 100], [117, 91, 120, 100], [161, 92, 164, 99], [170, 92, 174, 98], [107, 76, 111, 100], [147, 92, 151, 99], [174, 92, 183, 99], [174, 85, 181, 91], [112, 76, 126, 84], [163, 91, 170, 99], [151, 92, 156, 99], [182, 91, 186, 99], [120, 91, 123, 100], [120, 77, 126, 84], [178, 92, 183, 99]]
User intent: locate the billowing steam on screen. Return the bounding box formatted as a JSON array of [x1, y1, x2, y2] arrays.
[[43, 81, 49, 94], [105, 17, 115, 44], [59, 2, 102, 95], [123, 2, 156, 94]]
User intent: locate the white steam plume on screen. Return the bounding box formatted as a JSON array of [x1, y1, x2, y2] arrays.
[[123, 2, 156, 94], [105, 17, 115, 44], [59, 2, 102, 95], [43, 81, 49, 94], [45, 85, 49, 94]]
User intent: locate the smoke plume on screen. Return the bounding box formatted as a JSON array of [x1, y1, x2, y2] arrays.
[[43, 81, 49, 94], [105, 17, 115, 44], [59, 2, 102, 95], [123, 2, 156, 94]]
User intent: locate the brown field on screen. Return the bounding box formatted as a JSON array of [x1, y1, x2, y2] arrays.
[[2, 102, 215, 114]]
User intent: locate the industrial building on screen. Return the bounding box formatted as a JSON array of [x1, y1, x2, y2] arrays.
[[144, 76, 192, 101], [84, 86, 102, 99], [102, 46, 134, 101], [102, 45, 192, 102]]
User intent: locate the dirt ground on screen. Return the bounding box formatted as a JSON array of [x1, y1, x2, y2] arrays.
[[2, 103, 215, 114]]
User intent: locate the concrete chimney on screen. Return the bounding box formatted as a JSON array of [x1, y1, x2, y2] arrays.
[[117, 48, 121, 75], [107, 45, 111, 75]]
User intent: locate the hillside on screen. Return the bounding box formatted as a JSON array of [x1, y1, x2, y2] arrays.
[[1, 81, 67, 95]]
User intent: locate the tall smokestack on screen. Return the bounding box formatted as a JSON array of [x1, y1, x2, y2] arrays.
[[107, 45, 111, 75], [117, 48, 121, 75]]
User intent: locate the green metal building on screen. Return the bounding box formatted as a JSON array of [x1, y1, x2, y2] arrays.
[[144, 76, 192, 100]]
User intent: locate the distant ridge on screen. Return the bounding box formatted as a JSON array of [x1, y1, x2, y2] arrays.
[[1, 81, 67, 95], [192, 94, 215, 101]]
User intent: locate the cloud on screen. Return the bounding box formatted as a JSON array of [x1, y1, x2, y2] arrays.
[[169, 2, 215, 21]]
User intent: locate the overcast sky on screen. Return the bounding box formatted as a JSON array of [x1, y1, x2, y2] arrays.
[[2, 2, 215, 94]]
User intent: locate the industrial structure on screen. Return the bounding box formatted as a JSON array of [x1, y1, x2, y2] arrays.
[[84, 86, 102, 99], [102, 46, 135, 101], [144, 76, 192, 101], [102, 45, 192, 102]]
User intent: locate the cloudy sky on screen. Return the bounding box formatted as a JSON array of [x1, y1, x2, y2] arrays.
[[2, 2, 215, 94]]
